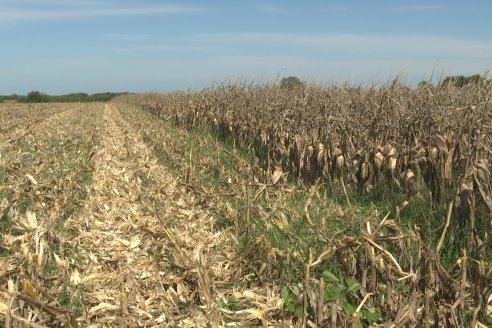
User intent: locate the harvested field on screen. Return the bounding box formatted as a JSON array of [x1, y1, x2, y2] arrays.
[[0, 103, 70, 143], [0, 82, 491, 327], [0, 103, 278, 327]]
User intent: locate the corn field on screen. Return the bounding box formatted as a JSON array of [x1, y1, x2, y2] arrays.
[[116, 80, 491, 234], [114, 80, 492, 326]]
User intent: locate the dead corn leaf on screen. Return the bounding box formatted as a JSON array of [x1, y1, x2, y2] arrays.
[[25, 174, 38, 186], [271, 167, 283, 185], [88, 302, 119, 316], [130, 237, 141, 249], [486, 290, 492, 324], [0, 300, 8, 314], [20, 211, 39, 230], [70, 269, 81, 285]]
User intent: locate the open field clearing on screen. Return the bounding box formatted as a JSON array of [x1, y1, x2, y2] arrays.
[[0, 81, 491, 327]]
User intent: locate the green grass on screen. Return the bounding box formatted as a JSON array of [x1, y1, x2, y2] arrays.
[[57, 283, 87, 318]]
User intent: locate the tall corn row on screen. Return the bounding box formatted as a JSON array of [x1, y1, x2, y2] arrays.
[[115, 82, 491, 216], [114, 81, 492, 325]]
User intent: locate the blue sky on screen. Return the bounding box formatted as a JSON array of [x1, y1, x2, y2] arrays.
[[1, 0, 491, 94]]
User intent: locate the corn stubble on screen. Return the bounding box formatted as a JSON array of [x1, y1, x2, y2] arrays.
[[0, 103, 102, 327], [115, 79, 492, 326]]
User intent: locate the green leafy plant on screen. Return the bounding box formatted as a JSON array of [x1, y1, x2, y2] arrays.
[[281, 283, 304, 318], [57, 283, 87, 318], [218, 295, 242, 311], [322, 271, 380, 324]]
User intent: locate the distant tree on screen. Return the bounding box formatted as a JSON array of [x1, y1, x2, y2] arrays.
[[440, 74, 489, 88], [65, 92, 88, 102], [0, 94, 20, 103], [418, 80, 432, 88], [280, 76, 305, 90], [6, 91, 130, 103], [24, 91, 50, 103]]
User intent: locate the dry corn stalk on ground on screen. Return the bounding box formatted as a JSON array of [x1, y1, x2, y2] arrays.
[[0, 103, 68, 143], [0, 104, 280, 327]]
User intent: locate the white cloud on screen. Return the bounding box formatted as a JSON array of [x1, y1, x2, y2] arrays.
[[254, 3, 286, 14], [0, 3, 202, 22], [392, 5, 446, 12], [0, 0, 104, 5], [196, 32, 492, 59], [106, 44, 219, 53], [104, 33, 159, 41]]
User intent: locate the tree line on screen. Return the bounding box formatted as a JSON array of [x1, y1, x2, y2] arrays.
[[419, 74, 491, 88], [0, 91, 131, 103], [279, 74, 491, 90]]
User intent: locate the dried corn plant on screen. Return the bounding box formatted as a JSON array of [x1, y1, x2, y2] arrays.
[[114, 78, 492, 325], [302, 214, 492, 326], [115, 79, 492, 242]]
